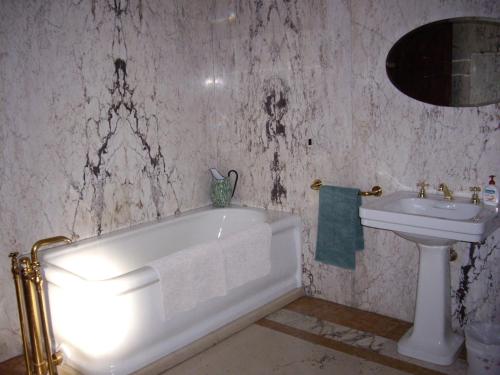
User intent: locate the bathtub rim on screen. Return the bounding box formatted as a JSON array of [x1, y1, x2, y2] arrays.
[[41, 205, 301, 296]]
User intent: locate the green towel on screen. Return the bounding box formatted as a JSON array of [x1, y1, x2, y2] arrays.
[[315, 185, 364, 269]]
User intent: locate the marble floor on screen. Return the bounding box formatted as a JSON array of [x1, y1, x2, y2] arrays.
[[0, 297, 468, 374]]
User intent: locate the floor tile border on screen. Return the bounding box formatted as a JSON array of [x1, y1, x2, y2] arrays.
[[257, 318, 446, 375]]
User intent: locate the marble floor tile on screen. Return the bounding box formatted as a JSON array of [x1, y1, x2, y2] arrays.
[[263, 308, 467, 375], [163, 324, 409, 375], [285, 295, 413, 341]]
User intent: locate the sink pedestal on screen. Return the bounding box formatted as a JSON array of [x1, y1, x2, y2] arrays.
[[359, 190, 499, 364], [397, 243, 463, 365]]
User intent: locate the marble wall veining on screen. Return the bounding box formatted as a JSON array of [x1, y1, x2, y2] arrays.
[[0, 0, 214, 361], [350, 0, 500, 327], [0, 0, 499, 363], [212, 0, 499, 333], [212, 0, 356, 303]]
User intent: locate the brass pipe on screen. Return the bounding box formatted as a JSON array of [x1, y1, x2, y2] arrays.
[[310, 179, 383, 196], [9, 252, 32, 375], [31, 236, 71, 264], [34, 264, 58, 375], [8, 235, 71, 375], [20, 258, 48, 375], [30, 236, 71, 374]]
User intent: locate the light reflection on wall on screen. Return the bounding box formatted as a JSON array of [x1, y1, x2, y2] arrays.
[[204, 77, 224, 87]]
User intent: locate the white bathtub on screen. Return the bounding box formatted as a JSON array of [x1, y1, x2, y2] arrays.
[[41, 206, 302, 374]]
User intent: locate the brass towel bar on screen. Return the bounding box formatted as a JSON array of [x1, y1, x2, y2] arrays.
[[310, 179, 382, 197], [9, 235, 72, 375]]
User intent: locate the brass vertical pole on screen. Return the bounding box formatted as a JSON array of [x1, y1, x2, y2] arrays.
[[8, 236, 71, 375], [30, 236, 71, 373], [9, 252, 32, 375], [33, 262, 60, 375], [20, 258, 48, 375]]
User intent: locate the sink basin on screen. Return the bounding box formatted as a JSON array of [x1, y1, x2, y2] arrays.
[[359, 191, 499, 245], [358, 191, 499, 365]]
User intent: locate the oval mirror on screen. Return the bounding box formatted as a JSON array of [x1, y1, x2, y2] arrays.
[[386, 17, 500, 107]]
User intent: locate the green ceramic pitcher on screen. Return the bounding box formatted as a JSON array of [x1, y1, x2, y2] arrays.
[[210, 169, 238, 207]]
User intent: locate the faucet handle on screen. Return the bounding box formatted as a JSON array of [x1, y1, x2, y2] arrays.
[[416, 181, 429, 198], [470, 186, 481, 205]]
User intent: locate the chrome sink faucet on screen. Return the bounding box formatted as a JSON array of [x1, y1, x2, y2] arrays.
[[438, 183, 453, 200]]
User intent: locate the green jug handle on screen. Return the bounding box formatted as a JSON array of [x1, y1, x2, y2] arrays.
[[228, 170, 238, 198]]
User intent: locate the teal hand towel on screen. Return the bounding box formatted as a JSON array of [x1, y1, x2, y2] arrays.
[[314, 185, 364, 269]]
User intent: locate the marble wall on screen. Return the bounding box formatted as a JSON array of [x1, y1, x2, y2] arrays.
[[350, 0, 500, 326], [0, 0, 214, 361], [212, 0, 500, 332], [212, 0, 356, 300], [0, 0, 499, 363]]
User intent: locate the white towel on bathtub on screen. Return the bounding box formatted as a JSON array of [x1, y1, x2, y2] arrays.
[[221, 222, 272, 290], [147, 241, 226, 320]]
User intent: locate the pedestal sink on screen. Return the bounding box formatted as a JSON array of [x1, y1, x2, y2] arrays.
[[359, 191, 499, 365]]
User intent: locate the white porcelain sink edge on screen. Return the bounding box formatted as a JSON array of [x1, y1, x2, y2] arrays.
[[359, 191, 499, 243], [361, 217, 488, 243]]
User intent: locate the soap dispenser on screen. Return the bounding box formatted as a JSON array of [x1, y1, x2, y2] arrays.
[[483, 175, 499, 206]]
